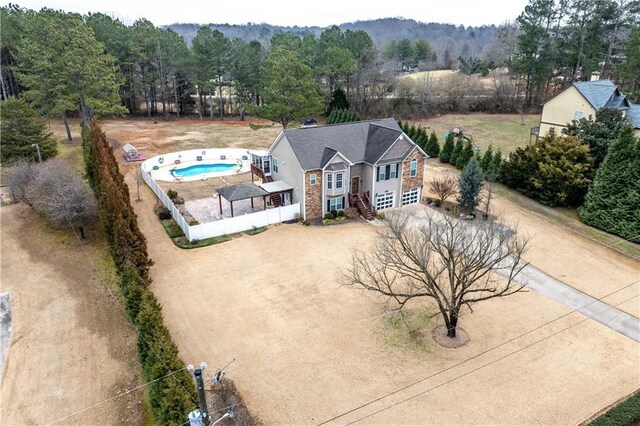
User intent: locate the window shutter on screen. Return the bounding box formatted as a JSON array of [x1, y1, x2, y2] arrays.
[[341, 196, 345, 209], [327, 200, 330, 213], [376, 166, 380, 182]]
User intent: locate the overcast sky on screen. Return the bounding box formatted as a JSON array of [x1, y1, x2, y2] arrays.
[[3, 0, 527, 27]]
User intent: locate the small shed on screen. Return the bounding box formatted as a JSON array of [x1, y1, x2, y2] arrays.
[[215, 182, 269, 217], [123, 143, 145, 162]]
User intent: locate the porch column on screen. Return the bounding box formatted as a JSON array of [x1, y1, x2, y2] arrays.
[[219, 195, 223, 215], [230, 200, 234, 217]]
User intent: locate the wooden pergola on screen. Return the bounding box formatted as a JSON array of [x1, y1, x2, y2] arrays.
[[215, 182, 269, 218]]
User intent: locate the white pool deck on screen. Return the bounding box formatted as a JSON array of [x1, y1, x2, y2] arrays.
[[142, 148, 252, 183]]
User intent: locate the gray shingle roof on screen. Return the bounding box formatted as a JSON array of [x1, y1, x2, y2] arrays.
[[216, 182, 268, 202], [325, 162, 348, 171], [627, 104, 640, 129], [281, 118, 404, 170], [574, 80, 618, 110]]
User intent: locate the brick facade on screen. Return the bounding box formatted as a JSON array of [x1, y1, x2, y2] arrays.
[[401, 147, 425, 193], [304, 169, 323, 219]]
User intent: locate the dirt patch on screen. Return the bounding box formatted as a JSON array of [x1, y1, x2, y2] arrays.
[[0, 204, 144, 425], [432, 326, 470, 348]]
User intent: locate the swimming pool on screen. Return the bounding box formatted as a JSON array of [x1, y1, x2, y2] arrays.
[[171, 163, 237, 177]]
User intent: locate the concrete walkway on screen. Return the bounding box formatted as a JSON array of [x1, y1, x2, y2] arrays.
[[396, 205, 640, 343], [501, 265, 640, 343]]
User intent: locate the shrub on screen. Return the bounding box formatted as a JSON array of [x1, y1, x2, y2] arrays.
[[167, 189, 178, 200], [322, 218, 334, 225], [336, 216, 346, 222], [434, 199, 442, 207], [376, 211, 385, 219], [430, 176, 457, 204], [324, 212, 335, 220], [294, 212, 303, 222], [302, 220, 311, 226], [589, 390, 640, 426], [156, 206, 172, 220], [337, 210, 345, 217], [501, 132, 594, 207]]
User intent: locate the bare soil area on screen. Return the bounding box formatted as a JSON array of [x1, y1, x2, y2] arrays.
[[130, 173, 639, 425], [45, 117, 638, 424], [0, 204, 144, 425]]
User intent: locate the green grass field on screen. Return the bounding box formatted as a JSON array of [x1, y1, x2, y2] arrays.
[[410, 113, 541, 154]]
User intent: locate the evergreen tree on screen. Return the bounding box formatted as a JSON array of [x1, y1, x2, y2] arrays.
[[450, 138, 464, 167], [491, 149, 503, 178], [564, 108, 627, 167], [424, 131, 440, 158], [480, 144, 494, 173], [579, 127, 640, 243], [455, 139, 475, 169], [119, 262, 149, 324], [440, 133, 454, 163], [501, 132, 594, 207], [457, 158, 484, 213], [0, 98, 58, 164], [327, 87, 349, 115]]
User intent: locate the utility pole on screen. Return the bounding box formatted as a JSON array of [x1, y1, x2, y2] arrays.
[[189, 362, 211, 426]]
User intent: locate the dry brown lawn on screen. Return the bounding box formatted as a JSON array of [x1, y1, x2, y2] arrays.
[[45, 117, 639, 424], [0, 204, 144, 425]]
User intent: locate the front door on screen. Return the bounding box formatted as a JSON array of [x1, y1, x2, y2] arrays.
[[283, 192, 291, 205], [351, 177, 360, 194]]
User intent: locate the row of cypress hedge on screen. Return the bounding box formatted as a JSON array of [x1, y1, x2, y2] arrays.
[[397, 121, 440, 158], [82, 121, 197, 424]]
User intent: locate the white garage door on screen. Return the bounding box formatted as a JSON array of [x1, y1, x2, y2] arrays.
[[375, 192, 395, 210], [402, 188, 420, 206]]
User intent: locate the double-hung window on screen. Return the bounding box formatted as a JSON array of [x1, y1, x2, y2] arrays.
[[272, 157, 279, 173], [377, 164, 398, 181], [310, 173, 317, 185], [327, 173, 333, 189], [335, 172, 343, 189], [410, 158, 417, 177]]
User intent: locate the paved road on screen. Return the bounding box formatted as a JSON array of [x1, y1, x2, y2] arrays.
[[398, 205, 640, 343]]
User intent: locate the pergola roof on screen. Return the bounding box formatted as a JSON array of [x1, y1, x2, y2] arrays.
[[216, 182, 268, 202]]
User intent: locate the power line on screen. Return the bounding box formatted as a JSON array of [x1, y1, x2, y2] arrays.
[[48, 367, 189, 425], [317, 278, 640, 425], [62, 218, 199, 406], [343, 292, 639, 425]]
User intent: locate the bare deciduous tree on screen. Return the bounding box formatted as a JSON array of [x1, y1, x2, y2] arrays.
[[429, 176, 457, 204], [11, 158, 98, 239], [5, 159, 37, 205], [129, 167, 144, 202], [344, 212, 528, 339]]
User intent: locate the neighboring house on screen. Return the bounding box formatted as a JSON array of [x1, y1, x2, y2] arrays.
[[539, 77, 640, 137], [250, 118, 427, 220]]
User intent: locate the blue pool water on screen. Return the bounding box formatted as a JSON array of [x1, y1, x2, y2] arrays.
[[172, 163, 236, 177]]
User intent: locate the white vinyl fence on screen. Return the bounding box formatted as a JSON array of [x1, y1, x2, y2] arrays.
[[142, 168, 299, 241]]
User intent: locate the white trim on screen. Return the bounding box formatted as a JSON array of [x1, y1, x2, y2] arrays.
[[375, 192, 395, 210], [321, 150, 353, 170], [266, 131, 285, 155]]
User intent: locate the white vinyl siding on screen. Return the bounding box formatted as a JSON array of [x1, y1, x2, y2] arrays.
[[376, 192, 395, 210], [402, 188, 419, 205]]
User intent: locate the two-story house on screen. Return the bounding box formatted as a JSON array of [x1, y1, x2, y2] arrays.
[[250, 118, 427, 220], [539, 77, 640, 137]]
